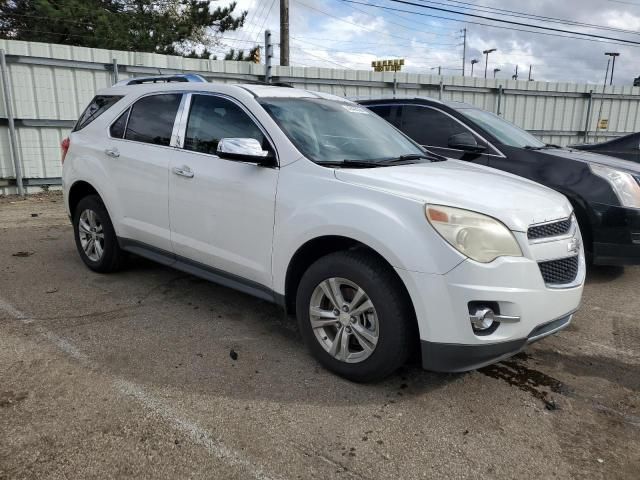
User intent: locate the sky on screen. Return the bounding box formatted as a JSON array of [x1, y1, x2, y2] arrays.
[[214, 0, 640, 85]]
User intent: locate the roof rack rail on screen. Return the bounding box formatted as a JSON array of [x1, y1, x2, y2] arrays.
[[116, 73, 207, 86]]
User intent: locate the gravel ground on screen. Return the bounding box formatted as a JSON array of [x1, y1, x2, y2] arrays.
[[0, 192, 638, 479]]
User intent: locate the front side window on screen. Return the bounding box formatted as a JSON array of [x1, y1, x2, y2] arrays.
[[184, 95, 266, 155], [124, 94, 182, 146], [74, 95, 123, 132], [259, 98, 423, 164], [400, 106, 469, 148], [458, 108, 545, 149]]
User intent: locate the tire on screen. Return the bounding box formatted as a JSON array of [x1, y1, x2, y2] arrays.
[[296, 250, 415, 382], [72, 195, 123, 273]]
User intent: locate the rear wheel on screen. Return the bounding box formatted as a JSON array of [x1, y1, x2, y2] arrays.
[[296, 250, 414, 382], [73, 195, 123, 273]]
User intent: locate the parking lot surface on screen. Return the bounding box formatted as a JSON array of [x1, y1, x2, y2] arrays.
[[1, 192, 638, 479]]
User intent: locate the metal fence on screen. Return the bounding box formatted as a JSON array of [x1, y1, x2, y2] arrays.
[[1, 39, 640, 194]]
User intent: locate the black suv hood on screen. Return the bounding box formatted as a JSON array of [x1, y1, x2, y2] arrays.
[[537, 147, 640, 174]]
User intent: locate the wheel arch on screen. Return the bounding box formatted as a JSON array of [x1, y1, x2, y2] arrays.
[[283, 235, 418, 327]]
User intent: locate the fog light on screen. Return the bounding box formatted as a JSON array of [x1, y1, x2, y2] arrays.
[[470, 307, 495, 331]]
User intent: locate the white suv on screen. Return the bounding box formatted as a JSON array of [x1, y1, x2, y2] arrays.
[[62, 76, 585, 382]]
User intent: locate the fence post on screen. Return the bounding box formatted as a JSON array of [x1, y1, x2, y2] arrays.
[[497, 85, 503, 116], [439, 80, 443, 101], [264, 30, 273, 84], [583, 90, 593, 143], [0, 49, 25, 196], [111, 58, 119, 84]]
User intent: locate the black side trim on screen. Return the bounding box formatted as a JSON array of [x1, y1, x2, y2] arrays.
[[118, 238, 285, 306]]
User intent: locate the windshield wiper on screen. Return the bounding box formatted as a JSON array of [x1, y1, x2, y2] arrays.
[[524, 145, 544, 150], [376, 153, 445, 164], [316, 159, 386, 168], [544, 143, 562, 149]]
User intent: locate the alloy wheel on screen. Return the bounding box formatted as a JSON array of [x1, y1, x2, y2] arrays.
[[309, 277, 379, 363], [78, 209, 105, 262]]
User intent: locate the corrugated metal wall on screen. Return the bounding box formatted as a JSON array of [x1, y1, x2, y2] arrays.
[[1, 39, 640, 187]]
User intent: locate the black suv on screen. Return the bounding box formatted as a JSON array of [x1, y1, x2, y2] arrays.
[[360, 98, 640, 266]]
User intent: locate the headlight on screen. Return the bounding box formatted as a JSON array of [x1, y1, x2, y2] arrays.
[[590, 164, 640, 209], [425, 205, 522, 263]]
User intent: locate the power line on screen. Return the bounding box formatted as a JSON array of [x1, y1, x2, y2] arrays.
[[429, 0, 640, 36], [385, 0, 640, 45], [292, 0, 465, 50], [338, 0, 640, 47]]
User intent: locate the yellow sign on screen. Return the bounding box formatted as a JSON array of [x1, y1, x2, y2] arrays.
[[372, 59, 404, 72], [598, 119, 609, 130]]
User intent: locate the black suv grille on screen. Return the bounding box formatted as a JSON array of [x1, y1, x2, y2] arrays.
[[527, 218, 572, 240], [538, 256, 579, 285]]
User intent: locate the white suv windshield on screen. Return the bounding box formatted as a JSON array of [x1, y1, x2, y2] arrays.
[[458, 108, 545, 149], [259, 98, 425, 164]]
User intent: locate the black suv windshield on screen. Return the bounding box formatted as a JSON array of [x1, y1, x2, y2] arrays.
[[259, 98, 426, 164], [458, 107, 545, 149]]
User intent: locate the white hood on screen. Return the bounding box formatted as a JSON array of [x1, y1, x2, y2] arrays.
[[334, 160, 572, 232]]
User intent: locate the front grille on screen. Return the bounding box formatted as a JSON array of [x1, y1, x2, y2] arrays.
[[527, 218, 572, 240], [538, 255, 579, 285]]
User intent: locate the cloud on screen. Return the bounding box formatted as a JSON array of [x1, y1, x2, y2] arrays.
[[215, 0, 640, 85]]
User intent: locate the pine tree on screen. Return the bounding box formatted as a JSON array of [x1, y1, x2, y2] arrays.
[[0, 0, 259, 60]]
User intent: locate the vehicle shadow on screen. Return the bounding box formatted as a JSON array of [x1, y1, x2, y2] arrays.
[[586, 264, 625, 284], [90, 255, 460, 406]]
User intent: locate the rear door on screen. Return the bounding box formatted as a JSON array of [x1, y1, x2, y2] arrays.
[[104, 92, 184, 252], [168, 93, 279, 288]]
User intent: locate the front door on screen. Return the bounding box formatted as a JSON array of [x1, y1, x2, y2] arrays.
[[168, 93, 279, 288]]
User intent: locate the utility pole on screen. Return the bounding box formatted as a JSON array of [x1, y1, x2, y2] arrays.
[[528, 65, 533, 81], [512, 65, 518, 80], [265, 30, 273, 83], [483, 48, 496, 79], [603, 58, 611, 87], [470, 59, 478, 77], [280, 0, 290, 66], [461, 28, 467, 77], [605, 52, 619, 86]]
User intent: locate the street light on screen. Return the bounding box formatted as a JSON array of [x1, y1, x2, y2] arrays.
[[470, 59, 479, 77], [483, 48, 496, 79], [431, 66, 442, 76], [605, 52, 620, 86], [493, 68, 501, 78]]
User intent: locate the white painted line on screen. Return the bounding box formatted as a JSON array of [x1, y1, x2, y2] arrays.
[[0, 295, 282, 480]]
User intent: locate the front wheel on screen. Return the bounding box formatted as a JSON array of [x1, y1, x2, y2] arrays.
[[296, 250, 415, 382]]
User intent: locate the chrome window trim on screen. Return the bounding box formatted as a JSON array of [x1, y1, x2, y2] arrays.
[[367, 102, 506, 158], [175, 91, 280, 167]]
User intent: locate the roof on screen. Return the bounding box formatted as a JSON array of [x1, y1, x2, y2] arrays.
[[98, 80, 352, 103], [356, 96, 477, 110]]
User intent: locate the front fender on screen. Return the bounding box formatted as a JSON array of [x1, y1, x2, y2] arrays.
[[271, 162, 465, 294]]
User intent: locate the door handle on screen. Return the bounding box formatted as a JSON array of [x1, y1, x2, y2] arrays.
[[104, 148, 120, 158], [172, 165, 194, 178]]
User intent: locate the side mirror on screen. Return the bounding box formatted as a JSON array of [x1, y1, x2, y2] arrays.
[[448, 132, 486, 153], [217, 138, 275, 166]]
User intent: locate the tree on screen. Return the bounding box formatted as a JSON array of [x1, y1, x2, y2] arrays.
[[0, 0, 260, 60]]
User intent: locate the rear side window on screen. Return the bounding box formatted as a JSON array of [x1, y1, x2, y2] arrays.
[[73, 95, 123, 132], [184, 94, 265, 155], [367, 105, 402, 129], [110, 109, 129, 138], [125, 94, 182, 146]]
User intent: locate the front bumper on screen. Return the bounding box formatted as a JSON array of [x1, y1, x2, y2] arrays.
[[590, 203, 640, 265], [395, 229, 585, 373], [420, 313, 572, 372]]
